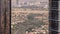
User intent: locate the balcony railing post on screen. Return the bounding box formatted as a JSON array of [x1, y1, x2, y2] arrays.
[[0, 0, 11, 34]]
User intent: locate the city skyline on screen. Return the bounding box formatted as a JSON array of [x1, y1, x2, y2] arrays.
[[11, 0, 49, 9]]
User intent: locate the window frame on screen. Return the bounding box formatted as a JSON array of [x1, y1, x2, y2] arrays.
[[0, 0, 59, 34]]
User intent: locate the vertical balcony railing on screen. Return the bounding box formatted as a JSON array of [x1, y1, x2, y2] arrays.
[[49, 0, 59, 34]]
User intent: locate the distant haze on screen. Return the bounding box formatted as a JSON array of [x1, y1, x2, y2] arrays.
[[11, 0, 49, 8], [17, 0, 48, 2]]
